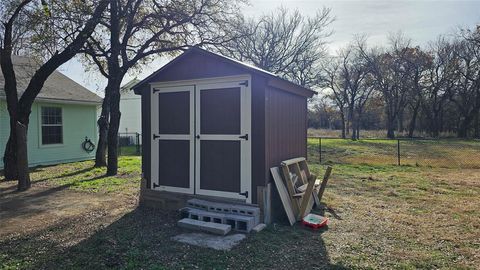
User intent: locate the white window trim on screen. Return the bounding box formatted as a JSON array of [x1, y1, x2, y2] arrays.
[[38, 105, 65, 148]]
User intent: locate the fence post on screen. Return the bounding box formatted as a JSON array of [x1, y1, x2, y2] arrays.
[[136, 133, 140, 155], [118, 134, 121, 156], [397, 139, 400, 166]]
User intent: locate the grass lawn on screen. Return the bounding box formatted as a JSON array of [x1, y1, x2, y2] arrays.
[[0, 140, 479, 269]]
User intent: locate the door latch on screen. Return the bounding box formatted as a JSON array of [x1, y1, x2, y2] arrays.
[[153, 134, 160, 140], [239, 191, 248, 198], [239, 134, 248, 140]]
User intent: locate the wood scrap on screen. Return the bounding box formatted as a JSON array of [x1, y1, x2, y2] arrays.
[[317, 166, 333, 202], [270, 167, 296, 226], [297, 174, 316, 220]]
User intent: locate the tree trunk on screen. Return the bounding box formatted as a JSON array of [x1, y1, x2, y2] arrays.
[[15, 121, 30, 190], [356, 109, 362, 140], [474, 110, 480, 139], [457, 116, 472, 138], [95, 91, 110, 167], [106, 89, 121, 176], [407, 102, 420, 138], [349, 105, 356, 140], [3, 119, 18, 180], [397, 108, 404, 134], [385, 107, 395, 139], [340, 112, 346, 139]]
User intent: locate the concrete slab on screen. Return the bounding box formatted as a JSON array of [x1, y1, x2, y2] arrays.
[[178, 218, 231, 235], [172, 232, 246, 251]]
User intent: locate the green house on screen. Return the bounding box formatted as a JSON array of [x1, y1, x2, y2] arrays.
[[0, 57, 101, 169]]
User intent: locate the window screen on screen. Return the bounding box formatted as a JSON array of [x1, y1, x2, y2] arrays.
[[41, 107, 63, 145]]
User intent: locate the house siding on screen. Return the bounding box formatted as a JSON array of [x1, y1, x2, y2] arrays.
[[119, 90, 141, 134], [0, 100, 98, 169]]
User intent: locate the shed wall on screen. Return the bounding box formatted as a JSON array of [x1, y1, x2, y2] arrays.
[[141, 89, 151, 186], [265, 86, 308, 179], [139, 54, 266, 204]]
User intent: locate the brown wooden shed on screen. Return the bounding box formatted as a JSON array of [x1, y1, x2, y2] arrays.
[[133, 47, 315, 208]]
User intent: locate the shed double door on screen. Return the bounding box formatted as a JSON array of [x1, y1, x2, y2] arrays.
[[151, 79, 251, 203]]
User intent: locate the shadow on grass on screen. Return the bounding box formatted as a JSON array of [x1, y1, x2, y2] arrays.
[[31, 167, 96, 184], [1, 205, 348, 269], [0, 174, 108, 220]]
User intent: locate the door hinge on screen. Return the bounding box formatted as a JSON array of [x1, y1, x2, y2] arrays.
[[239, 134, 248, 140], [239, 191, 248, 198], [239, 80, 248, 87], [153, 88, 160, 93], [153, 134, 160, 140], [153, 182, 160, 188]]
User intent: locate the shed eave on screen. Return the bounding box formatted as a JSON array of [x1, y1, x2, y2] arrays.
[[132, 47, 317, 98]]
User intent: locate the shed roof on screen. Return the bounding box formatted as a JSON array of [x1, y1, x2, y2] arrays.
[[0, 56, 102, 104], [133, 47, 316, 98]]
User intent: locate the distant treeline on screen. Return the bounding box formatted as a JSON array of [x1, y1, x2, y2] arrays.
[[308, 27, 480, 139]]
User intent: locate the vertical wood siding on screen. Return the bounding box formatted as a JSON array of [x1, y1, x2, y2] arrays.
[[141, 89, 151, 188], [265, 86, 308, 178]]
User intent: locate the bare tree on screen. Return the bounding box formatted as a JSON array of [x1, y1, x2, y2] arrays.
[[323, 56, 348, 138], [83, 0, 245, 175], [418, 38, 455, 137], [0, 0, 109, 190], [358, 33, 413, 138], [449, 29, 480, 138], [217, 7, 333, 88]]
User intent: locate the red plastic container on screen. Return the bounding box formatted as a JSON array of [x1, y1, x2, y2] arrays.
[[302, 213, 328, 229]]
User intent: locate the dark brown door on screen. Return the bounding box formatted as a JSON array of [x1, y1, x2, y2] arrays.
[[151, 85, 194, 193], [195, 80, 251, 202]]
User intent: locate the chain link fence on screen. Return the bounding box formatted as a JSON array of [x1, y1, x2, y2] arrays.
[[307, 137, 480, 169], [118, 132, 142, 156]]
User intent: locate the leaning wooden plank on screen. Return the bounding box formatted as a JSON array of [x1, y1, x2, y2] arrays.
[[299, 159, 311, 178], [317, 166, 333, 202], [270, 167, 296, 226], [293, 163, 307, 185], [280, 165, 300, 214], [281, 157, 306, 166], [297, 174, 316, 220]]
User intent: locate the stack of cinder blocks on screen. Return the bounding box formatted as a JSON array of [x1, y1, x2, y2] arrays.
[[181, 198, 260, 233]]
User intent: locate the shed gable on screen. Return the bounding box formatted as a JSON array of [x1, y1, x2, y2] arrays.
[[143, 51, 249, 84]]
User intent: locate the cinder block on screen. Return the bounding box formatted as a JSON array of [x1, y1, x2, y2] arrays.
[[178, 218, 231, 236], [187, 199, 260, 221], [184, 199, 261, 232], [252, 223, 266, 233], [224, 214, 256, 233]]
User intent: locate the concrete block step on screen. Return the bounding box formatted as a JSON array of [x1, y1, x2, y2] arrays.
[[181, 207, 258, 233], [178, 218, 231, 236], [187, 198, 261, 224]]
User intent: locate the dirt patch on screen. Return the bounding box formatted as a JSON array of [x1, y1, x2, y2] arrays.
[[0, 181, 137, 238]]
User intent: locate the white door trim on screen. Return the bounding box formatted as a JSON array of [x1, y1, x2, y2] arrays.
[[150, 75, 251, 89], [150, 85, 195, 194], [194, 77, 252, 203]]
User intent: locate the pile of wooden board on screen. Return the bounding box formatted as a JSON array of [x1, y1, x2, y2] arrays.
[[270, 157, 332, 226]]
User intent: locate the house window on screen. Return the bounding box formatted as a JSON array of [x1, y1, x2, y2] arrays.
[[41, 107, 63, 145]]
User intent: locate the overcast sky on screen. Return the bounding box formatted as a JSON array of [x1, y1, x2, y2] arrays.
[[59, 0, 480, 95]]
